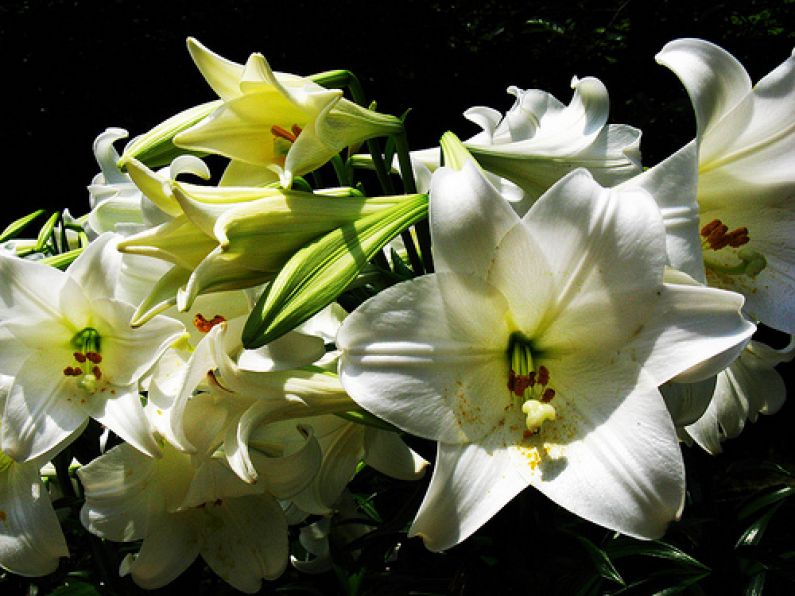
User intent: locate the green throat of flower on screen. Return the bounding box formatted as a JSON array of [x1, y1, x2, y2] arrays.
[[64, 327, 104, 393], [700, 218, 767, 278], [507, 333, 556, 435], [271, 124, 303, 166]]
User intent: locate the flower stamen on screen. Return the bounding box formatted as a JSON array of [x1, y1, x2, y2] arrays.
[[193, 313, 226, 333], [271, 125, 298, 143], [507, 334, 557, 434], [65, 328, 105, 393], [700, 218, 766, 278]]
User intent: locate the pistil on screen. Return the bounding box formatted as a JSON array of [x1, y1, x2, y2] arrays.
[[65, 327, 104, 393], [507, 333, 556, 434]]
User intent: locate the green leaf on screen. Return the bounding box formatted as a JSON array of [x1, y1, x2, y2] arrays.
[[744, 571, 766, 596], [35, 211, 61, 252], [0, 209, 45, 243], [738, 486, 794, 520], [49, 582, 101, 596], [352, 493, 382, 523], [576, 535, 625, 586], [737, 501, 786, 548], [608, 539, 710, 571], [390, 247, 414, 280], [242, 193, 427, 348], [611, 570, 709, 595], [40, 247, 84, 270]]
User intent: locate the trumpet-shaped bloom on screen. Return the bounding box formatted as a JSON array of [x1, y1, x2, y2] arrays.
[[683, 337, 795, 454], [174, 38, 402, 188], [656, 39, 795, 333], [0, 376, 77, 577], [337, 152, 754, 550], [399, 77, 641, 209], [79, 441, 289, 593], [0, 234, 184, 461], [87, 129, 211, 238]]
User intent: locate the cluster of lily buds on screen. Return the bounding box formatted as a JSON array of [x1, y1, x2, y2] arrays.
[[0, 35, 792, 592]]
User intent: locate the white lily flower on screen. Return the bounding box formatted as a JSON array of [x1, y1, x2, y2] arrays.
[[392, 76, 641, 210], [147, 312, 353, 483], [0, 233, 185, 462], [173, 38, 402, 188], [283, 414, 428, 516], [0, 375, 73, 577], [656, 39, 795, 333], [87, 129, 211, 238], [683, 337, 795, 454], [337, 143, 755, 550], [78, 441, 288, 592]]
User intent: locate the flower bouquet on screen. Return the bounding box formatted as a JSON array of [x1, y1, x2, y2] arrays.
[[1, 31, 794, 594]]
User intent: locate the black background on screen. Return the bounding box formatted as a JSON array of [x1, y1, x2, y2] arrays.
[[1, 0, 792, 222]]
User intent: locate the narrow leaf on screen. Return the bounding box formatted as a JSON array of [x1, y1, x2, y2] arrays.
[[608, 540, 710, 571], [35, 211, 61, 251], [576, 535, 625, 586], [737, 501, 786, 548], [738, 486, 794, 520], [0, 209, 45, 243]]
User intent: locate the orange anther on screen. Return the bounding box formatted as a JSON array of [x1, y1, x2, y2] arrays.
[[700, 219, 722, 237], [291, 124, 303, 138], [193, 313, 226, 333], [271, 124, 297, 143], [726, 227, 750, 248]]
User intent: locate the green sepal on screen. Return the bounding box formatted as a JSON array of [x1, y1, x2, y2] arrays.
[[0, 209, 46, 243], [118, 100, 222, 169], [243, 193, 428, 348], [35, 212, 61, 252]]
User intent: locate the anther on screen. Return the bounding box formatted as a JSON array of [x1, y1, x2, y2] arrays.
[[92, 366, 102, 380], [271, 125, 297, 143], [726, 227, 749, 248], [86, 352, 102, 364], [700, 219, 722, 237], [73, 352, 87, 363], [291, 124, 303, 138], [537, 366, 549, 386], [541, 388, 556, 402], [193, 313, 226, 333]]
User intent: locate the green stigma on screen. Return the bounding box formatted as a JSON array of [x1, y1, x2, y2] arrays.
[[71, 327, 101, 355], [507, 333, 556, 434]]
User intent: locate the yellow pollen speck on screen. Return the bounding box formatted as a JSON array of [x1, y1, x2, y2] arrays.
[[521, 446, 542, 471]]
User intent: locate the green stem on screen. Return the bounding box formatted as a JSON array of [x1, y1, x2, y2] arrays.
[[395, 132, 433, 273], [330, 154, 351, 187]]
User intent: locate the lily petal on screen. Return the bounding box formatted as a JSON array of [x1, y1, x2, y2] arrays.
[[0, 462, 68, 576], [338, 273, 512, 444], [409, 441, 527, 552]]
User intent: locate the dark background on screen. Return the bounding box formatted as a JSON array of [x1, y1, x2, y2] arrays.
[[2, 1, 794, 594], [1, 0, 792, 222]]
